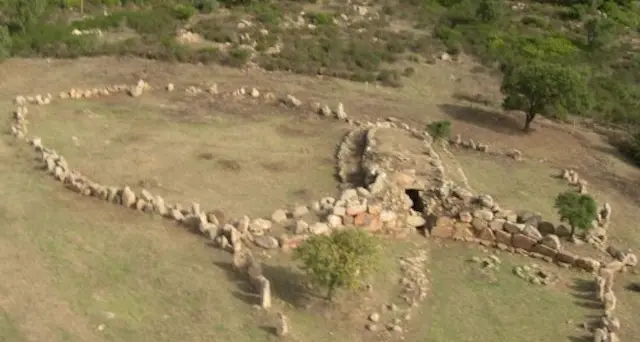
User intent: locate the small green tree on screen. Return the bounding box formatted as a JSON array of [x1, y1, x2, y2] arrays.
[[426, 120, 452, 142], [0, 25, 11, 61], [584, 16, 615, 50], [501, 61, 591, 132], [554, 191, 598, 239], [1, 0, 50, 33], [293, 229, 380, 301], [476, 0, 503, 23]]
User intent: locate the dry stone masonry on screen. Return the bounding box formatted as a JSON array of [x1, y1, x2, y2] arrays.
[[7, 79, 637, 341], [449, 133, 523, 161]]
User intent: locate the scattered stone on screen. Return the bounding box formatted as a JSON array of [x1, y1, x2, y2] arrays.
[[292, 205, 309, 218], [309, 222, 330, 235], [271, 209, 288, 223], [254, 235, 279, 249], [513, 264, 558, 285], [283, 94, 301, 107]]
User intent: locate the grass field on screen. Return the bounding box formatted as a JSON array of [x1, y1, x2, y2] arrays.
[[26, 94, 346, 218], [1, 55, 639, 341], [0, 133, 419, 342], [438, 148, 640, 341], [422, 242, 601, 342]]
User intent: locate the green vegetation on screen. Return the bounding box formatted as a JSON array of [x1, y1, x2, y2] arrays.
[[427, 120, 452, 141], [554, 191, 598, 239], [293, 229, 381, 300], [1, 0, 640, 158], [501, 61, 590, 131]]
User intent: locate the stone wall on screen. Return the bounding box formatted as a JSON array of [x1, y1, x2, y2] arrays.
[[8, 80, 441, 309], [448, 133, 523, 161], [7, 79, 637, 340]]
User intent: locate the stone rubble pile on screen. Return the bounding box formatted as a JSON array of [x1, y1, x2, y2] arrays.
[[365, 249, 428, 336], [512, 263, 559, 286]]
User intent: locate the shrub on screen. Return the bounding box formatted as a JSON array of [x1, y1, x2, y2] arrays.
[[554, 191, 598, 239], [427, 120, 452, 141], [172, 4, 197, 21], [377, 69, 403, 87], [0, 26, 11, 61], [250, 3, 282, 26], [293, 229, 380, 300], [193, 0, 219, 13], [476, 0, 503, 23], [10, 22, 101, 58], [305, 12, 334, 26], [614, 131, 640, 166], [221, 46, 251, 67]]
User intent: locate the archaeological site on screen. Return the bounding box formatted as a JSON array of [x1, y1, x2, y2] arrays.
[[1, 1, 640, 341]]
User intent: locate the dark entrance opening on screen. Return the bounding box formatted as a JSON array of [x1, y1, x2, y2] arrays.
[[405, 189, 425, 213], [405, 189, 426, 230]]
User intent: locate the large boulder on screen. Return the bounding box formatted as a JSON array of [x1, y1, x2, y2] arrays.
[[522, 224, 543, 240], [537, 221, 556, 235], [575, 257, 601, 273], [511, 234, 537, 250], [504, 222, 524, 234], [473, 209, 494, 221], [494, 230, 512, 245], [489, 218, 505, 231], [541, 234, 561, 250], [471, 217, 488, 233]]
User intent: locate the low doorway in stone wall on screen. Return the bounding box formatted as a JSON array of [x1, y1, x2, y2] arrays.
[[405, 188, 426, 229]]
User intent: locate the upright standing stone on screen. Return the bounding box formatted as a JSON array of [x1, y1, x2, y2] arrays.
[[276, 312, 289, 336], [260, 276, 272, 309]]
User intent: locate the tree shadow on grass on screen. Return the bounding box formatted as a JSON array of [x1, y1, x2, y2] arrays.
[[438, 103, 531, 136], [570, 278, 603, 310], [567, 277, 606, 342], [214, 261, 317, 309]]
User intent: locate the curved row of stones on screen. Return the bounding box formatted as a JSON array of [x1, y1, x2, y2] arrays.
[[8, 80, 637, 341], [448, 133, 524, 161]]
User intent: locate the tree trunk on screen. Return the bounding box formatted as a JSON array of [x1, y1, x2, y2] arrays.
[[569, 225, 575, 239], [326, 277, 337, 301], [523, 111, 536, 132]]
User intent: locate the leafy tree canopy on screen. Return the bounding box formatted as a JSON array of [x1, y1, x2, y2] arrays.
[[554, 191, 598, 238], [501, 60, 591, 131], [293, 229, 380, 300]]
